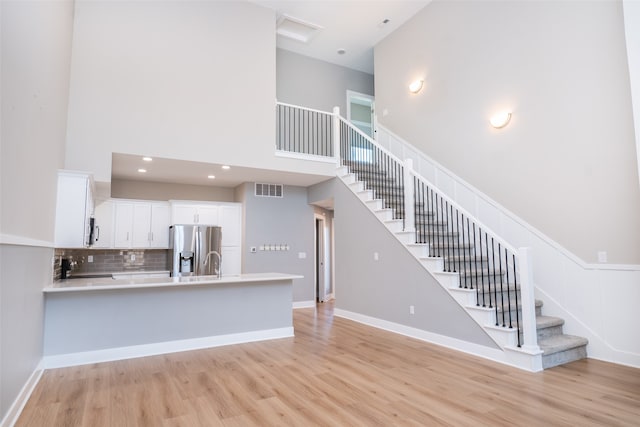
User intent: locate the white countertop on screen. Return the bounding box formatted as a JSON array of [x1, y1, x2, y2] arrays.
[[45, 272, 304, 293]]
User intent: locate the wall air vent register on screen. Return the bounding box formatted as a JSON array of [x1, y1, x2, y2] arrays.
[[255, 183, 283, 198]]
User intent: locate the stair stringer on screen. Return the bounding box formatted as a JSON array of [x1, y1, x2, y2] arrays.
[[337, 166, 544, 372]]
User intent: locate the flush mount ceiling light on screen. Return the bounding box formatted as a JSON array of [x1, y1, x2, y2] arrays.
[[490, 111, 512, 129], [142, 156, 152, 162], [409, 79, 424, 94], [222, 165, 230, 170], [276, 15, 323, 43], [337, 48, 346, 55], [207, 175, 216, 179], [137, 168, 147, 173]]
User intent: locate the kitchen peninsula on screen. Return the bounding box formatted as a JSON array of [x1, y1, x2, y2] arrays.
[[43, 273, 302, 368]]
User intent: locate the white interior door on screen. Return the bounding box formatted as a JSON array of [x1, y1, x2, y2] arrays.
[[315, 216, 328, 303], [347, 90, 375, 139]]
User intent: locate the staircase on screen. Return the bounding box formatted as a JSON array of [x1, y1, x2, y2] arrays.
[[339, 161, 588, 370], [274, 101, 589, 371]]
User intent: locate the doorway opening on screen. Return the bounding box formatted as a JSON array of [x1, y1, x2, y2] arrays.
[[347, 90, 376, 139], [314, 213, 332, 303]]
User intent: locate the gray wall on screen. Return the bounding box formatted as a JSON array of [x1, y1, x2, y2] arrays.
[[374, 0, 640, 264], [332, 180, 497, 348], [0, 0, 74, 420], [277, 48, 374, 116], [239, 183, 316, 303], [111, 179, 236, 202]]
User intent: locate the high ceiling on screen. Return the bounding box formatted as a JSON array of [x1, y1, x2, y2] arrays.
[[251, 0, 431, 74], [111, 1, 432, 189]]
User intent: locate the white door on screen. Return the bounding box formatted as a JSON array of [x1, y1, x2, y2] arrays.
[[315, 216, 328, 303], [347, 90, 375, 139]]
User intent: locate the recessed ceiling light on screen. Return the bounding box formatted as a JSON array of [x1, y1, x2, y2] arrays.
[[337, 48, 346, 55], [222, 165, 230, 170], [207, 175, 216, 179], [137, 168, 147, 173], [142, 157, 152, 162]]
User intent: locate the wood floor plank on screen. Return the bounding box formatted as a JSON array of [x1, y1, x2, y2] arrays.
[[15, 302, 640, 426]]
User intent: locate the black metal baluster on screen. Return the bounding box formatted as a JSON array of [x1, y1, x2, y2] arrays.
[[450, 204, 456, 272], [498, 243, 506, 326], [455, 209, 461, 277], [479, 230, 486, 307], [505, 251, 513, 328], [485, 231, 492, 309], [444, 201, 451, 272], [460, 213, 468, 288], [491, 238, 497, 315], [473, 223, 479, 303], [513, 254, 521, 346]]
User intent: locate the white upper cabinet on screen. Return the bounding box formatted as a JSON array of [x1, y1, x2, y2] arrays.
[[113, 202, 135, 248], [113, 200, 170, 249], [149, 203, 170, 248], [170, 202, 218, 225], [93, 199, 114, 248], [54, 171, 95, 248]]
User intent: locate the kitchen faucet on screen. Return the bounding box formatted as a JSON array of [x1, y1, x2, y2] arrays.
[[203, 250, 221, 278]]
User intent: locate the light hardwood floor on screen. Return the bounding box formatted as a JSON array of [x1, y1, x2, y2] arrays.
[[16, 302, 640, 426]]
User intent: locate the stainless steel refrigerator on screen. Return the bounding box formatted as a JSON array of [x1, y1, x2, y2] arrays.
[[169, 225, 222, 277]]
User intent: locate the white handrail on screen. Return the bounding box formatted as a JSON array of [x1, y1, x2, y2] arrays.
[[276, 100, 334, 117]]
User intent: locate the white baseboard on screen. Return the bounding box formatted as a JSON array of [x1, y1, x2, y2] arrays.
[[41, 327, 294, 369], [0, 365, 43, 427], [333, 308, 542, 372], [293, 300, 316, 309]]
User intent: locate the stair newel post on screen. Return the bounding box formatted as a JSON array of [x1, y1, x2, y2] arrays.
[[403, 158, 415, 233], [518, 247, 540, 352], [332, 106, 341, 165]]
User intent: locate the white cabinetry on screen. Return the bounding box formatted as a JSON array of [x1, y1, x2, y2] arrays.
[[54, 171, 95, 248], [171, 203, 218, 225], [113, 201, 170, 249], [221, 246, 241, 276], [93, 200, 114, 248]]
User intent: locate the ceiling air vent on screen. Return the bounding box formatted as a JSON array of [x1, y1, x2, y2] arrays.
[[276, 15, 323, 43], [255, 183, 283, 198]]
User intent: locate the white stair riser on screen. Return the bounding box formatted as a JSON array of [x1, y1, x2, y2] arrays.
[[449, 288, 477, 306], [375, 210, 394, 221], [395, 232, 414, 245], [385, 220, 404, 233], [366, 199, 383, 210], [407, 245, 430, 258], [350, 181, 364, 192], [485, 326, 519, 347], [357, 190, 373, 201], [420, 258, 443, 271]]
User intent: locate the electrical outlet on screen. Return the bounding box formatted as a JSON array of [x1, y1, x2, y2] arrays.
[[130, 254, 136, 261], [374, 252, 379, 261], [88, 255, 93, 263], [409, 305, 415, 315]]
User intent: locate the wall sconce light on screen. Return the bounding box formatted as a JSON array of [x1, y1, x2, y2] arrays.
[[490, 111, 512, 129], [409, 79, 424, 94]]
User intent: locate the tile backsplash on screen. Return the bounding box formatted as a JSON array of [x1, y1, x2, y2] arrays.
[[54, 248, 168, 280]]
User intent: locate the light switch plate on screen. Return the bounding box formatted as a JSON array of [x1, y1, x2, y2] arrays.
[[298, 252, 306, 259]]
